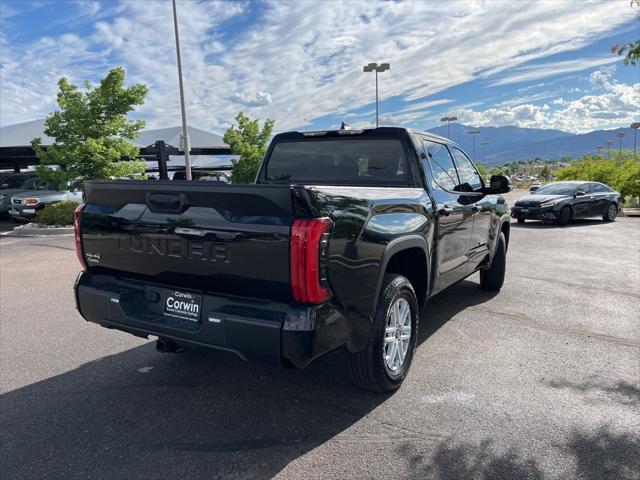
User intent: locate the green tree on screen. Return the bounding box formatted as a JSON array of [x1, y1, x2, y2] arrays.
[[475, 163, 489, 179], [554, 151, 640, 201], [32, 67, 148, 187], [223, 112, 275, 184], [540, 165, 550, 179], [611, 1, 639, 65]]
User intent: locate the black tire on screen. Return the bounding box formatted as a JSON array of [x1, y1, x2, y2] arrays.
[[603, 203, 618, 222], [347, 274, 419, 392], [480, 232, 506, 291], [556, 206, 571, 226], [517, 218, 525, 224]]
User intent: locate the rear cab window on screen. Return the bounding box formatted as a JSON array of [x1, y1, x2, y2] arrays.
[[264, 138, 410, 185]]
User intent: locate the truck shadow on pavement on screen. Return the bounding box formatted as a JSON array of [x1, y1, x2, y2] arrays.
[[3, 279, 632, 479]]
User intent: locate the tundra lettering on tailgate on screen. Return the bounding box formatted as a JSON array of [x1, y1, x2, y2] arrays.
[[117, 234, 230, 263]]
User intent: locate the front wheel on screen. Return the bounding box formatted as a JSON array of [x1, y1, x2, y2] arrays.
[[347, 274, 419, 392], [603, 203, 618, 222], [480, 232, 506, 291], [556, 206, 571, 226]]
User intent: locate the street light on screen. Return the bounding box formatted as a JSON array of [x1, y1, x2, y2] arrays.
[[480, 141, 489, 164], [440, 116, 458, 139], [468, 130, 480, 162], [631, 122, 640, 159], [362, 62, 390, 128], [617, 132, 625, 160], [172, 0, 192, 180]]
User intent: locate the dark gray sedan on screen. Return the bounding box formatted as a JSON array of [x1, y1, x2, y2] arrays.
[[511, 181, 620, 226]]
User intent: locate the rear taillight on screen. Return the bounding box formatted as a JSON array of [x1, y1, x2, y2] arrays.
[[290, 218, 332, 303], [74, 204, 86, 269]]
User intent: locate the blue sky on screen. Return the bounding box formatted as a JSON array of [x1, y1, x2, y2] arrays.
[[1, 0, 638, 134]]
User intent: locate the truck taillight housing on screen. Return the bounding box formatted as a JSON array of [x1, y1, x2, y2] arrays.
[[290, 218, 332, 303], [74, 204, 87, 269]]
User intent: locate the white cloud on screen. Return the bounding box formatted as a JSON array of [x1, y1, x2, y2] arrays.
[[231, 91, 273, 107], [453, 79, 640, 133], [0, 0, 636, 132], [489, 56, 621, 86]]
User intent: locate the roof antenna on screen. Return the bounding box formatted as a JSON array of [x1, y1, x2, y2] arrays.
[[340, 122, 351, 130]]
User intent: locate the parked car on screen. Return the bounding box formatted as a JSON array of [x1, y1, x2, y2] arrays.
[[172, 170, 230, 182], [0, 173, 40, 217], [74, 127, 511, 392], [9, 181, 83, 221], [511, 181, 620, 225]]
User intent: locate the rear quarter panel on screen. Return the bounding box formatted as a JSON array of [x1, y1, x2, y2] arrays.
[[303, 186, 434, 350]]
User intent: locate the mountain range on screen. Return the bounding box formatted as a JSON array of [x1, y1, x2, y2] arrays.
[[425, 123, 637, 165]]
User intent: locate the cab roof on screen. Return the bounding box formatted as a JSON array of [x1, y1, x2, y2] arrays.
[[279, 126, 459, 147]]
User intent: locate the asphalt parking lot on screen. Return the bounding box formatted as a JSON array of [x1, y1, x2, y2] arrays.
[[1, 191, 639, 480], [0, 217, 17, 232]]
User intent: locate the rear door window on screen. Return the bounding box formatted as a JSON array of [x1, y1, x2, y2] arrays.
[[265, 138, 409, 184]]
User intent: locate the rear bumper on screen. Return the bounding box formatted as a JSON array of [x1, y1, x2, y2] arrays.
[[74, 271, 349, 368], [9, 204, 41, 218]]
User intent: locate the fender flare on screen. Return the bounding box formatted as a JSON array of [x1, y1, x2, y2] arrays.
[[370, 235, 430, 317]]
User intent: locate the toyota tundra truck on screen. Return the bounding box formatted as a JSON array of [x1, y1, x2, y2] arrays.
[[74, 127, 511, 392]]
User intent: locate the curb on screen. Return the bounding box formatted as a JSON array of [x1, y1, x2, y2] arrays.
[[1, 224, 74, 237], [622, 209, 640, 217]]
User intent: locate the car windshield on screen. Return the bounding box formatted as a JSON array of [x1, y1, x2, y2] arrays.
[[533, 183, 578, 196], [19, 178, 42, 189]]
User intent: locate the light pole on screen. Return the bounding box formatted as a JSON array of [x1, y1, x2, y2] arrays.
[[363, 62, 390, 128], [480, 141, 489, 162], [468, 130, 480, 162], [440, 116, 458, 139], [172, 0, 192, 180], [616, 132, 625, 161], [631, 122, 640, 159]]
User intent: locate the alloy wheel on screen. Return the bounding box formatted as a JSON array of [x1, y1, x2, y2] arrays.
[[383, 297, 412, 372]]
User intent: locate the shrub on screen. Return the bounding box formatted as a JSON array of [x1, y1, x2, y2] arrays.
[[34, 201, 79, 226], [555, 151, 640, 201]]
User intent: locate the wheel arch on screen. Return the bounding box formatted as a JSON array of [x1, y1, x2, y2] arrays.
[[370, 235, 430, 317], [500, 218, 510, 251]]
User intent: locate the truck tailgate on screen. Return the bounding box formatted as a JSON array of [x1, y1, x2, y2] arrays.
[[81, 181, 294, 301]]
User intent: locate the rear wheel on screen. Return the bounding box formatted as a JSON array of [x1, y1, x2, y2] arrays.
[[603, 203, 617, 222], [347, 274, 418, 392], [556, 206, 571, 226], [480, 232, 506, 291]]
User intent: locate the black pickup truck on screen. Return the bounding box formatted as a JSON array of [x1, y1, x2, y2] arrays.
[[74, 127, 511, 392]]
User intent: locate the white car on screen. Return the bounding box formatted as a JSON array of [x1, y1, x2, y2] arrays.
[[9, 181, 83, 220]]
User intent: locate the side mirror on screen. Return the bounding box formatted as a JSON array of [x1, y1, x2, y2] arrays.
[[574, 190, 586, 197], [486, 175, 511, 194]]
